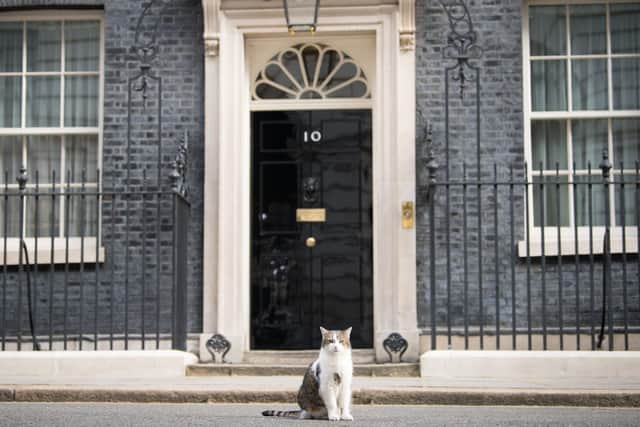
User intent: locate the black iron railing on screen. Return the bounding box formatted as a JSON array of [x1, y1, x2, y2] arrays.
[[422, 152, 639, 351], [0, 146, 189, 352], [422, 0, 639, 351]]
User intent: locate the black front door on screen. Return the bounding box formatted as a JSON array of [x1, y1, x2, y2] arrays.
[[251, 109, 373, 349]]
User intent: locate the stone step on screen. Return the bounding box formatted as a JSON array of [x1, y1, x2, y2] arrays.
[[242, 349, 377, 365], [186, 363, 419, 377]]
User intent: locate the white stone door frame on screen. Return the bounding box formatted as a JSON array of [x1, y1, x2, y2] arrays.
[[200, 0, 418, 363]]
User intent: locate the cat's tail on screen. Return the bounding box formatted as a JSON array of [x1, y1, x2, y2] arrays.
[[261, 409, 302, 418]]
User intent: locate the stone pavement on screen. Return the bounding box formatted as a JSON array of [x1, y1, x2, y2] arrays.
[[1, 375, 639, 407]]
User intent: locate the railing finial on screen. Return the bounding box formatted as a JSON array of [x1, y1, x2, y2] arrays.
[[599, 149, 612, 180], [16, 165, 28, 192]]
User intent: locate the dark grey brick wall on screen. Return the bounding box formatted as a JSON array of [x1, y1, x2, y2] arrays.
[[2, 0, 637, 350], [0, 0, 204, 343], [415, 0, 639, 344]]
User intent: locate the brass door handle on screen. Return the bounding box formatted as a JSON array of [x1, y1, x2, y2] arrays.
[[305, 237, 317, 248]]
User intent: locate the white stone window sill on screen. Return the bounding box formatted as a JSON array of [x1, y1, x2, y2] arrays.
[[518, 228, 638, 258], [0, 238, 105, 266]]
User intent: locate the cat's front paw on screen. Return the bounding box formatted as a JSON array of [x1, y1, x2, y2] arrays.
[[341, 413, 354, 421], [328, 412, 341, 421]]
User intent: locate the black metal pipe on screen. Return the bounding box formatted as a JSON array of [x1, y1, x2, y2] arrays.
[[588, 163, 595, 350], [124, 187, 129, 350], [539, 162, 547, 350], [110, 174, 116, 350], [600, 151, 613, 351], [493, 163, 499, 350], [444, 67, 452, 350], [429, 181, 437, 350], [524, 163, 532, 350], [2, 173, 7, 351], [462, 163, 469, 350], [171, 194, 177, 348], [94, 171, 101, 351], [509, 164, 516, 350], [49, 171, 56, 351], [597, 229, 609, 350], [155, 186, 161, 349], [20, 240, 40, 351], [478, 170, 483, 350], [63, 171, 71, 350], [142, 169, 147, 350], [18, 172, 24, 351], [619, 163, 628, 350], [555, 164, 563, 350], [572, 163, 580, 350], [79, 171, 86, 350], [33, 171, 39, 349]]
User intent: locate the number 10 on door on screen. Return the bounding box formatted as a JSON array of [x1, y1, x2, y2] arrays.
[[303, 130, 322, 143]]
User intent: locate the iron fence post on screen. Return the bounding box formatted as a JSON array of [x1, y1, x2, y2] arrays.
[[17, 167, 28, 351], [599, 150, 613, 350], [426, 125, 438, 350], [170, 132, 189, 351]]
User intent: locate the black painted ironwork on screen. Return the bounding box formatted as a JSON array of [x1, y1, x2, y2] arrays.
[[132, 0, 171, 108], [382, 333, 408, 363], [423, 150, 638, 351], [424, 0, 636, 352], [437, 0, 485, 350], [206, 334, 232, 364], [0, 159, 189, 351], [598, 150, 613, 351], [0, 1, 190, 352], [439, 0, 483, 100]]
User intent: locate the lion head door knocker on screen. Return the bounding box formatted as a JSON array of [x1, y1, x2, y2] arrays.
[[206, 333, 231, 364], [303, 177, 320, 203]]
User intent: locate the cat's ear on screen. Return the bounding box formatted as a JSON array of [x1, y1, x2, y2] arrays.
[[344, 327, 352, 337], [320, 326, 328, 336]]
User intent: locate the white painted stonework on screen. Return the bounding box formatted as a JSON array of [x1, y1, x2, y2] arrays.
[[0, 351, 197, 379], [421, 351, 640, 388], [200, 0, 418, 362]]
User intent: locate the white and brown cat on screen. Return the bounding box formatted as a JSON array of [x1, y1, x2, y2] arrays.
[[262, 326, 354, 421]]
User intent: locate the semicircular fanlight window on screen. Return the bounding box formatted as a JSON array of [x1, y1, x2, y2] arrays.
[[253, 43, 370, 100]]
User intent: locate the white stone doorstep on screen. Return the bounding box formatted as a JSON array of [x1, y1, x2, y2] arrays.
[[0, 351, 198, 380], [420, 351, 640, 388]]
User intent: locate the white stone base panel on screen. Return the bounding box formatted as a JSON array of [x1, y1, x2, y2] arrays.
[[420, 350, 640, 388], [0, 350, 197, 379]]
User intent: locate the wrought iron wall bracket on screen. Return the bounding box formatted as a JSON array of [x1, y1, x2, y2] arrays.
[[131, 0, 172, 109], [438, 0, 484, 99]]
